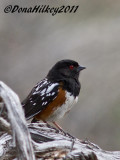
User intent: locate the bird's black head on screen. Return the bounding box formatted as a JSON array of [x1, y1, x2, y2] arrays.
[[47, 59, 85, 82]]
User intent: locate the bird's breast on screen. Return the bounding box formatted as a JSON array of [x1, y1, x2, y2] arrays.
[[46, 91, 78, 122]]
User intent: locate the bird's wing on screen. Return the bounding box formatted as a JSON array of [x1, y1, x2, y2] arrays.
[[22, 78, 59, 120]]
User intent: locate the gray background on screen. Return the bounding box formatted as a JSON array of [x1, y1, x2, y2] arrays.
[[0, 0, 120, 150]]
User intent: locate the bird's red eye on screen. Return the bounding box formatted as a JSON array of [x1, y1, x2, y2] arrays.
[[69, 65, 74, 70]]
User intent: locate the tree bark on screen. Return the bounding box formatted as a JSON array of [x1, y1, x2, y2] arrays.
[[0, 81, 120, 160]]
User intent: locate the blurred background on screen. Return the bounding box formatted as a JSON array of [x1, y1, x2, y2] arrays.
[[0, 0, 120, 151]]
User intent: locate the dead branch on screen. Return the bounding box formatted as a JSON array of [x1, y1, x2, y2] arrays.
[[0, 81, 35, 160], [0, 81, 120, 160]]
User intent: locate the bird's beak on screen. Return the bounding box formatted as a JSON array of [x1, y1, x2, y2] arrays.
[[77, 65, 86, 72]]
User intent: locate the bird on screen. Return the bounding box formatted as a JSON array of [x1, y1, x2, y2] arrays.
[[22, 59, 85, 130]]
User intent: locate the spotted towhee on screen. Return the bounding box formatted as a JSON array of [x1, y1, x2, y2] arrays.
[[22, 59, 85, 130]]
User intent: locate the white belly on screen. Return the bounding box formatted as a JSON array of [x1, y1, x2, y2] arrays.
[[47, 91, 78, 122]]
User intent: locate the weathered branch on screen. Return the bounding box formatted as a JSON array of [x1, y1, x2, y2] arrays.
[[0, 81, 120, 160], [0, 81, 35, 160]]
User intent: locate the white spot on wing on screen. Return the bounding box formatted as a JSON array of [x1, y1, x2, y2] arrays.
[[42, 97, 44, 100], [35, 78, 49, 91], [42, 101, 47, 105], [36, 86, 40, 91], [42, 81, 48, 85], [52, 92, 55, 96], [41, 89, 46, 95], [46, 93, 52, 96], [46, 83, 58, 93]]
